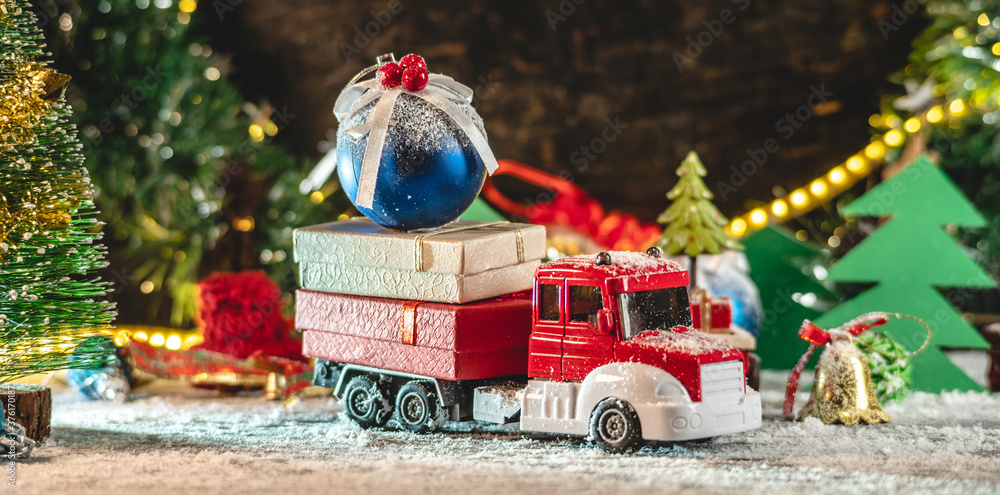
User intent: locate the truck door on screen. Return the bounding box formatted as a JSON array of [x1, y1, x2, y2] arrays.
[[561, 281, 614, 381], [527, 278, 564, 380]]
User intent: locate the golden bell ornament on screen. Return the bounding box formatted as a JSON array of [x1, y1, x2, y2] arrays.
[[797, 335, 891, 424], [783, 312, 931, 424]]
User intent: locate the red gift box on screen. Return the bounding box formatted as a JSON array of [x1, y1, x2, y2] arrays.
[[298, 290, 532, 381], [690, 295, 733, 333]]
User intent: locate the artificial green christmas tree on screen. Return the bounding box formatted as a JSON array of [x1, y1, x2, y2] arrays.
[[744, 225, 836, 369], [41, 0, 349, 325], [0, 0, 115, 382], [656, 151, 741, 286], [816, 155, 993, 392]]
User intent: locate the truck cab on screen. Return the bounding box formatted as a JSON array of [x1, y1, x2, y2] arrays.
[[515, 248, 761, 451]]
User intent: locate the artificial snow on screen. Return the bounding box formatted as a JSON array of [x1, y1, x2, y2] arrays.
[[554, 251, 684, 277], [631, 329, 735, 355], [8, 371, 1000, 495]]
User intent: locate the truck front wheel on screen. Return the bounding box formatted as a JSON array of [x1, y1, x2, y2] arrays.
[[395, 381, 447, 433], [342, 375, 393, 428], [589, 398, 642, 453]]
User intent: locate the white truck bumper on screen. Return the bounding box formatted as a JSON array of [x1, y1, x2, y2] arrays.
[[632, 389, 762, 442]]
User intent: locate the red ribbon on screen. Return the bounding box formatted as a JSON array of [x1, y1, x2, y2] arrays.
[[128, 341, 313, 400], [782, 314, 889, 420], [481, 159, 662, 251]]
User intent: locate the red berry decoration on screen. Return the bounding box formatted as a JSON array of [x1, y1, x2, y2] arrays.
[[402, 66, 429, 92], [399, 53, 427, 72], [377, 62, 403, 88]]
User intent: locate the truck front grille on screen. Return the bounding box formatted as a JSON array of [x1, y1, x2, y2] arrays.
[[700, 360, 744, 406]]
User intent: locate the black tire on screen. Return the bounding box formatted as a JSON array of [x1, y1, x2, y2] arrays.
[[395, 381, 447, 433], [342, 375, 393, 428], [589, 398, 643, 454]]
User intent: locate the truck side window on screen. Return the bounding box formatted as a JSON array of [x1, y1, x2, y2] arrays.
[[569, 285, 603, 324], [539, 284, 560, 321]]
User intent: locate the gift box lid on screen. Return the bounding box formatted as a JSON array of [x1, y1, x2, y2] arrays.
[[293, 218, 545, 275]]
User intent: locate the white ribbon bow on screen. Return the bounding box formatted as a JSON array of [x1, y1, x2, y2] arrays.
[[333, 73, 499, 209]]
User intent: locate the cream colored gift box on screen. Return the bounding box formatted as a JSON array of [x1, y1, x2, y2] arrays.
[[293, 218, 546, 303]]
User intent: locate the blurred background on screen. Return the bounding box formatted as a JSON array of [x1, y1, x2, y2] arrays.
[[29, 0, 999, 340]]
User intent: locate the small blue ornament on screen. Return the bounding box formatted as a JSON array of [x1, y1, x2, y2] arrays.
[[67, 336, 131, 402], [337, 93, 487, 231]]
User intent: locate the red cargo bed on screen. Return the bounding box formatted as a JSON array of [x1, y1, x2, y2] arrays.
[[298, 290, 533, 381]]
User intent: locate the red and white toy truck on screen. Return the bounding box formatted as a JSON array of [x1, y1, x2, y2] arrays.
[[301, 248, 761, 452]]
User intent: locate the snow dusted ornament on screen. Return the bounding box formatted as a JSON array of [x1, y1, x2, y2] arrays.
[[334, 53, 499, 231], [783, 313, 930, 425]]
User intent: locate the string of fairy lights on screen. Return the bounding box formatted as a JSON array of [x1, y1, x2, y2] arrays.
[[725, 98, 966, 240], [727, 9, 1000, 240]]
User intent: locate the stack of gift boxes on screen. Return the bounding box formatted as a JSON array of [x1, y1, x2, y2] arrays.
[[292, 218, 547, 381]]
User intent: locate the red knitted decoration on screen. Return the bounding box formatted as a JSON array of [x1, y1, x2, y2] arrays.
[[194, 271, 303, 361]]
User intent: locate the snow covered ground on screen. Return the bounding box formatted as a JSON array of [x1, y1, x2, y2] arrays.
[[8, 371, 1000, 495]]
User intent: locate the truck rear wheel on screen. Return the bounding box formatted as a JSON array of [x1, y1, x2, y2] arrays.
[[395, 381, 447, 433], [589, 398, 642, 454], [342, 375, 393, 428]]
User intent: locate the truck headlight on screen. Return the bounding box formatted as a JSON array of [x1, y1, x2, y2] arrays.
[[655, 381, 688, 401]]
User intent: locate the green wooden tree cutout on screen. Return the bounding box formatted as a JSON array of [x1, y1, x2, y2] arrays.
[[816, 155, 994, 392], [744, 226, 835, 369], [657, 151, 741, 285]]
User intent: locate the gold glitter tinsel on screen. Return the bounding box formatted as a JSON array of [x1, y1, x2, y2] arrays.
[[797, 336, 892, 425], [0, 2, 12, 27], [0, 60, 69, 146], [0, 188, 72, 260]]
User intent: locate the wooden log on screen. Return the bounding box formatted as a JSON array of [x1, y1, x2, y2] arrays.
[[983, 324, 1000, 393], [1, 385, 51, 442]]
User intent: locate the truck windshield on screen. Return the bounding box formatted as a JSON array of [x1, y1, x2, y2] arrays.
[[618, 287, 693, 340]]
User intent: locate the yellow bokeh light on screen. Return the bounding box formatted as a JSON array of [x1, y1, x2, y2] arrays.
[[248, 124, 265, 142], [978, 13, 990, 26], [150, 334, 166, 347], [868, 114, 883, 128], [810, 180, 828, 198], [828, 167, 847, 185], [884, 130, 904, 147], [310, 191, 325, 203], [771, 200, 788, 217], [133, 331, 148, 342], [140, 281, 154, 293], [204, 67, 221, 81], [179, 0, 197, 13], [233, 217, 255, 232], [730, 218, 747, 236], [950, 99, 966, 115], [846, 155, 866, 173], [749, 209, 767, 226], [926, 106, 944, 123], [903, 118, 921, 133], [865, 141, 885, 159], [165, 335, 183, 350], [994, 42, 1000, 56], [263, 120, 279, 136], [884, 115, 902, 129], [790, 190, 808, 207], [177, 12, 190, 24]]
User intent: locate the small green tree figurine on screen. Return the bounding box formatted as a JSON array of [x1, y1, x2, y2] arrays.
[[656, 151, 741, 286], [1, 0, 116, 382]]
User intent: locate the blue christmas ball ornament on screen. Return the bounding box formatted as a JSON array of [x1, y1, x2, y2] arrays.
[[336, 91, 489, 231]]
